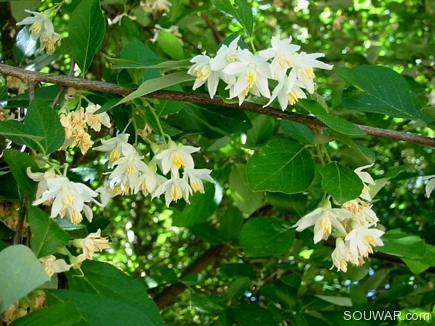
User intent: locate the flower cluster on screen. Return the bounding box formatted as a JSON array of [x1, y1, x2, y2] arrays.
[[59, 102, 111, 154], [94, 135, 215, 207], [27, 167, 102, 225], [293, 164, 384, 272], [16, 9, 61, 55], [188, 36, 333, 110]]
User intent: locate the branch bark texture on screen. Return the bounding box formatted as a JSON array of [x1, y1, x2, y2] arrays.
[[1, 63, 435, 147]]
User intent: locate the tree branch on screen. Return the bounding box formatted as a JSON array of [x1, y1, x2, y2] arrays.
[[1, 63, 434, 147], [153, 244, 228, 309]]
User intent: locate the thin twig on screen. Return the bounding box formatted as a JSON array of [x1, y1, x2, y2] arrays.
[[1, 63, 434, 147], [13, 195, 27, 245]]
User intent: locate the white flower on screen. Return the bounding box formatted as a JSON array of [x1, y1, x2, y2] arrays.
[[183, 168, 215, 193], [211, 36, 241, 75], [134, 163, 167, 196], [345, 224, 384, 258], [154, 175, 192, 206], [259, 36, 301, 80], [109, 144, 149, 193], [93, 133, 130, 166], [263, 76, 306, 110], [293, 205, 354, 243], [40, 255, 71, 277], [27, 167, 59, 199], [84, 104, 111, 132], [223, 49, 272, 104], [155, 143, 199, 175], [96, 180, 118, 206], [73, 229, 110, 262], [354, 163, 375, 201], [188, 53, 221, 98], [330, 237, 359, 272], [424, 175, 435, 197], [288, 51, 333, 94], [342, 199, 379, 225], [16, 10, 61, 54], [32, 177, 99, 224]]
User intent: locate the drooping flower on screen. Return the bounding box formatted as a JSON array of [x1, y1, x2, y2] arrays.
[[73, 229, 110, 262], [342, 199, 379, 225], [84, 103, 111, 132], [330, 237, 358, 272], [16, 9, 61, 54], [424, 175, 435, 197], [287, 51, 333, 94], [293, 202, 354, 243], [188, 53, 221, 98], [93, 133, 131, 166], [39, 255, 71, 278], [32, 176, 100, 224], [134, 162, 167, 196], [183, 168, 215, 193], [155, 142, 199, 175], [354, 163, 376, 201], [263, 76, 306, 110], [154, 174, 192, 206], [223, 49, 272, 104], [345, 224, 384, 258], [259, 36, 301, 80]]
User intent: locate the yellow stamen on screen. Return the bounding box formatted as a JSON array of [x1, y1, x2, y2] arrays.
[[172, 152, 185, 168], [170, 185, 182, 201], [302, 67, 315, 80], [287, 89, 303, 105]]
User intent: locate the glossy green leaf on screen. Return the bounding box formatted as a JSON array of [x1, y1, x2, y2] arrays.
[[1, 100, 64, 154], [28, 207, 70, 258], [10, 301, 82, 326], [118, 72, 195, 105], [298, 100, 365, 136], [229, 163, 263, 214], [157, 30, 184, 60], [172, 184, 217, 227], [66, 260, 163, 326], [315, 295, 352, 307], [212, 0, 253, 36], [190, 293, 227, 314], [280, 120, 314, 144], [245, 114, 275, 146], [335, 65, 426, 121], [247, 138, 315, 193], [225, 277, 251, 300], [47, 289, 156, 326], [217, 206, 244, 241], [377, 230, 427, 260], [320, 162, 364, 204], [3, 149, 39, 200], [69, 0, 106, 73], [0, 245, 50, 314], [239, 217, 295, 257], [402, 244, 435, 274]]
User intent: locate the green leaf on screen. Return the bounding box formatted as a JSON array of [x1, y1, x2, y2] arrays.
[[1, 100, 64, 154], [69, 0, 106, 73], [66, 260, 163, 326], [335, 65, 426, 121], [229, 163, 264, 215], [315, 295, 353, 307], [280, 120, 314, 144], [239, 217, 295, 257], [3, 149, 39, 200], [47, 289, 156, 326], [157, 31, 184, 60], [245, 114, 275, 146], [22, 99, 65, 154], [228, 303, 275, 326], [0, 221, 15, 239], [0, 245, 50, 314], [266, 192, 307, 217], [226, 277, 251, 300], [298, 100, 365, 136], [190, 293, 227, 314], [172, 184, 217, 227], [402, 244, 435, 274], [118, 72, 195, 105], [246, 138, 315, 193], [0, 121, 43, 142], [377, 230, 427, 260], [217, 206, 244, 241], [9, 301, 82, 326], [212, 0, 253, 36], [320, 162, 364, 204], [28, 207, 70, 258]]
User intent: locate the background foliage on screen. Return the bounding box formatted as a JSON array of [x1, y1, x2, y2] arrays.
[[1, 0, 435, 325]]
